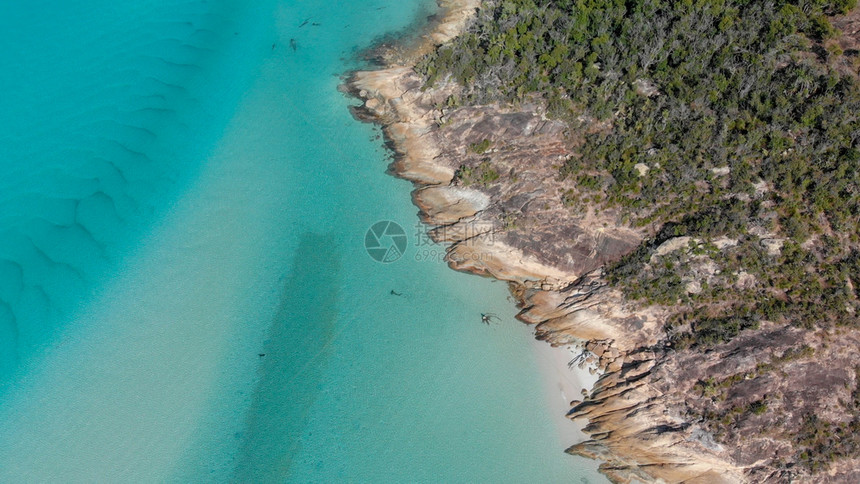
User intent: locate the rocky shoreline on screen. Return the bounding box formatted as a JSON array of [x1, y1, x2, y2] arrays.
[[341, 1, 741, 482], [344, 66, 746, 484], [342, 1, 860, 482]]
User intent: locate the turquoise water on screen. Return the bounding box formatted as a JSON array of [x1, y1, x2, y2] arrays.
[[0, 0, 605, 481]]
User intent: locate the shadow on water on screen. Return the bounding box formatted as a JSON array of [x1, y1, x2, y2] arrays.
[[232, 232, 342, 481]]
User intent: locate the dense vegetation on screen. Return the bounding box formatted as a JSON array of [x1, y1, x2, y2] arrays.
[[419, 0, 860, 471], [419, 0, 860, 340]]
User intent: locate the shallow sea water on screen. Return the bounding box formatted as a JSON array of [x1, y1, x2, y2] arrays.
[[0, 1, 606, 481]]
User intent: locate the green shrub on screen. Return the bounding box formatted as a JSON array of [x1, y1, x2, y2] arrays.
[[469, 138, 492, 154]]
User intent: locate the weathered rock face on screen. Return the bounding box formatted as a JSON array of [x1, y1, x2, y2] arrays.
[[527, 271, 860, 483], [532, 276, 860, 483], [346, 64, 744, 483], [348, 66, 641, 287], [526, 278, 750, 483], [344, 2, 860, 483]]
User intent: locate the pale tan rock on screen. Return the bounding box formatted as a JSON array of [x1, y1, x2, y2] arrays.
[[655, 236, 692, 256], [447, 239, 577, 287], [364, 98, 380, 111], [760, 238, 785, 256], [685, 280, 703, 294], [413, 186, 489, 225], [713, 237, 738, 249]]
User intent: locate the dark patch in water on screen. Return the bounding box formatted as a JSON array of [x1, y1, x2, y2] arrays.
[[232, 232, 342, 481], [350, 0, 440, 67]]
